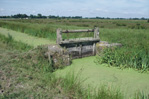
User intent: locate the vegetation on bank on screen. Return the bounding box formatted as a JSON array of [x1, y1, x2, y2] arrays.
[[0, 19, 149, 71], [0, 34, 125, 99], [0, 34, 32, 51], [97, 29, 149, 71]]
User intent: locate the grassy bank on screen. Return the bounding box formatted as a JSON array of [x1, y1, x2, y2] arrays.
[[0, 34, 32, 51], [0, 33, 124, 98], [98, 28, 149, 71]]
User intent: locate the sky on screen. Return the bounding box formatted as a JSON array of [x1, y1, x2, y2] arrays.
[[0, 0, 149, 18]]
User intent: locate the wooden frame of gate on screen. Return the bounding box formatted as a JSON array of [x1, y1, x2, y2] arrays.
[[56, 27, 100, 58]]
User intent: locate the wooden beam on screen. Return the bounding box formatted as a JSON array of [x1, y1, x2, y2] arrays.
[[62, 29, 94, 33], [60, 38, 100, 44]]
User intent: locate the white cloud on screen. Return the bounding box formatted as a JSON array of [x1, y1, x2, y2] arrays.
[[32, 10, 36, 13], [95, 8, 108, 12], [0, 8, 4, 12], [95, 8, 102, 11], [133, 0, 148, 3], [80, 8, 88, 11], [68, 9, 73, 12]]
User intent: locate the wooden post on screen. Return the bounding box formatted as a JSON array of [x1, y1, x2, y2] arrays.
[[94, 27, 100, 39], [93, 43, 96, 55], [79, 44, 82, 58], [47, 53, 52, 65], [56, 28, 62, 44]]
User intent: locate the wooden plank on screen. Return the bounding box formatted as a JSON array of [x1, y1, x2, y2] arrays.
[[60, 38, 100, 44], [62, 29, 94, 33]]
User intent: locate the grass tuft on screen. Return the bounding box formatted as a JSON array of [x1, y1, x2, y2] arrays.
[[0, 34, 32, 51]]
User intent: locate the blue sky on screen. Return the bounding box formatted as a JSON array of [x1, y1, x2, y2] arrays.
[[0, 0, 149, 18]]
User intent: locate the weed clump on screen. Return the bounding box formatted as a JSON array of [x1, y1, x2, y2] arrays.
[[97, 47, 149, 71]]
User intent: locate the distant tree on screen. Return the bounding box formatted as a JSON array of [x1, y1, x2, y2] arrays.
[[17, 14, 21, 18], [133, 18, 139, 20], [42, 15, 47, 18], [37, 14, 42, 18], [72, 16, 82, 19], [49, 15, 58, 19], [11, 14, 28, 18], [21, 14, 28, 18], [147, 20, 149, 23], [141, 17, 145, 20], [106, 17, 110, 19], [30, 14, 34, 18]]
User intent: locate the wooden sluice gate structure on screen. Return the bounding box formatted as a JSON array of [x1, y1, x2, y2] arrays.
[[40, 27, 121, 68], [56, 27, 100, 59]]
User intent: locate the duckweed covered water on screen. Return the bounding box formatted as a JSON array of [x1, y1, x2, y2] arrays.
[[55, 56, 149, 98], [0, 27, 55, 47]]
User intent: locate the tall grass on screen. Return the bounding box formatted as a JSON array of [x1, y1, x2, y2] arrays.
[[0, 20, 89, 40], [97, 28, 149, 71], [134, 92, 149, 99], [0, 33, 32, 51], [97, 47, 149, 71], [0, 21, 57, 40], [51, 71, 123, 99], [0, 19, 149, 70], [0, 19, 148, 40]]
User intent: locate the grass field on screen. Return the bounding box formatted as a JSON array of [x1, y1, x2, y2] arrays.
[[0, 19, 149, 70], [0, 19, 149, 98]]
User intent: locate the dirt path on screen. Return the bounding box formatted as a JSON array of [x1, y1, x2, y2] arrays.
[[55, 56, 149, 98], [0, 27, 55, 47]]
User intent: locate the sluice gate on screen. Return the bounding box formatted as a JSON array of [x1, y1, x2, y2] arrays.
[[56, 27, 100, 59]]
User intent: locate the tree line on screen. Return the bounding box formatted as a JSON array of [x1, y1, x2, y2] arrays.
[[0, 14, 82, 19], [0, 13, 148, 20]]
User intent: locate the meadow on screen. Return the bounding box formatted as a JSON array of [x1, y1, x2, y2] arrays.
[[0, 19, 149, 70], [0, 18, 149, 98]]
